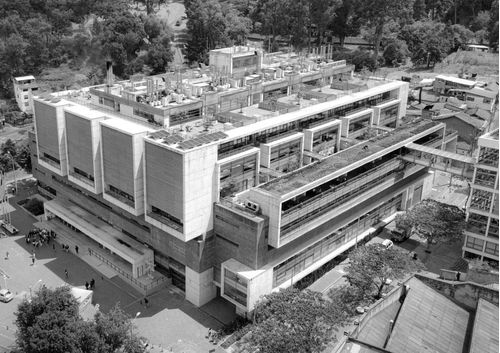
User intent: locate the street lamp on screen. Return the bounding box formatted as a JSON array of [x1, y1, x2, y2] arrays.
[[130, 312, 141, 336], [6, 152, 17, 195], [29, 279, 42, 299]]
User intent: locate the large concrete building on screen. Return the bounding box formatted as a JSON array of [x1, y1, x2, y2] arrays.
[[30, 47, 461, 314], [463, 129, 499, 265]]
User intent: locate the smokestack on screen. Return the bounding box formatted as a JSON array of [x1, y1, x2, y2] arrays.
[[106, 61, 114, 91]]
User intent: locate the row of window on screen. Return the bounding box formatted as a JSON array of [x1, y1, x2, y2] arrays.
[[223, 269, 247, 306], [467, 212, 499, 238], [273, 194, 402, 287], [150, 206, 183, 230], [466, 236, 499, 256], [218, 90, 396, 158]]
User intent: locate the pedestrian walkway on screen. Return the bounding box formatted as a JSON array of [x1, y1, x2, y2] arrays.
[[34, 219, 169, 294]]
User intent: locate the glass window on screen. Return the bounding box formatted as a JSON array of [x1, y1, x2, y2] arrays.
[[478, 147, 499, 167], [467, 213, 489, 236], [475, 168, 497, 188], [223, 269, 247, 306], [466, 236, 484, 251], [488, 218, 499, 238], [484, 241, 499, 256], [470, 189, 493, 211]]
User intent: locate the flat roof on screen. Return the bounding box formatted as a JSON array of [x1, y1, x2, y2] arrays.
[[44, 199, 151, 263], [386, 278, 470, 353], [14, 75, 35, 82], [259, 120, 439, 194], [469, 298, 499, 353], [100, 118, 153, 135], [435, 75, 476, 87], [467, 87, 497, 99], [64, 105, 108, 120]]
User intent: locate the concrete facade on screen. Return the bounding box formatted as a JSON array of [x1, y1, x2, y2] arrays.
[[463, 129, 499, 265], [30, 47, 460, 312]]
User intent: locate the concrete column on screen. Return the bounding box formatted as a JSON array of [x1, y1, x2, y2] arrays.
[[185, 266, 216, 307]]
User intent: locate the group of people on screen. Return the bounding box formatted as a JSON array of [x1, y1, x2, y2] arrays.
[[207, 328, 220, 344], [84, 278, 95, 290], [25, 228, 53, 248]]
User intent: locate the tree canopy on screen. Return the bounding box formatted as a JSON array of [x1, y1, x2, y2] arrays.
[[245, 288, 347, 353], [15, 286, 145, 353], [395, 199, 466, 245], [345, 244, 424, 298]]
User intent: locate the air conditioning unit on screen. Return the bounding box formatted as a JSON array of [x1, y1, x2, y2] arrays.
[[244, 200, 260, 212]]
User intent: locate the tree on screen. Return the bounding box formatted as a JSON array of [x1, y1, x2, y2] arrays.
[[399, 20, 450, 67], [488, 0, 498, 51], [413, 0, 427, 20], [354, 0, 414, 64], [15, 286, 80, 353], [345, 244, 424, 298], [15, 286, 146, 353], [383, 38, 409, 66], [329, 0, 361, 47], [15, 144, 32, 172], [246, 288, 347, 353], [394, 199, 466, 248], [185, 0, 250, 63]]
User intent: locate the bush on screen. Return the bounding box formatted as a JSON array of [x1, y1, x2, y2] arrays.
[[383, 39, 409, 66], [24, 198, 44, 216]]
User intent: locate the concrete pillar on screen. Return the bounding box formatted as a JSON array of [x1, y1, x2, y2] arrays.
[[185, 266, 217, 307]]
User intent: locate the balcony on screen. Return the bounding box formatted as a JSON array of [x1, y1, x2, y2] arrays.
[[280, 159, 404, 235]]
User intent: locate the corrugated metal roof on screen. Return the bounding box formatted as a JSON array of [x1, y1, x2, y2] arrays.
[[469, 299, 499, 353], [386, 278, 470, 353]]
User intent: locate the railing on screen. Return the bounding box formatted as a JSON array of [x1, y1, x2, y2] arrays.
[[147, 212, 183, 232], [39, 155, 61, 169], [280, 159, 404, 231], [104, 189, 135, 208], [218, 145, 256, 160], [69, 171, 95, 187], [90, 249, 169, 292], [282, 159, 402, 220]]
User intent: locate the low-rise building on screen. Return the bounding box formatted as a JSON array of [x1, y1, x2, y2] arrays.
[[12, 75, 39, 114]]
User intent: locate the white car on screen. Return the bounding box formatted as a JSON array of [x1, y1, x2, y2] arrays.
[[0, 289, 14, 303]]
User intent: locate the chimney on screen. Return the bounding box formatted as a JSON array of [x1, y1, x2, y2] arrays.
[[106, 61, 114, 92]]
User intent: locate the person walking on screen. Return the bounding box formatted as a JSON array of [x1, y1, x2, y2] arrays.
[[90, 278, 95, 289], [75, 245, 79, 254], [85, 281, 89, 290], [31, 257, 35, 265], [65, 269, 69, 279]]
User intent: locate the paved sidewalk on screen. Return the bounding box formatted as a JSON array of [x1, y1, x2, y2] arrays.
[[0, 179, 232, 353]]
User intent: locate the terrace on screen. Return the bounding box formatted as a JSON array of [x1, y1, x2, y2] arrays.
[[259, 120, 439, 194]]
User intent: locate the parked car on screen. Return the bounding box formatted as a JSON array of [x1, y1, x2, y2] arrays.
[[0, 289, 14, 303], [390, 228, 410, 243], [381, 239, 394, 249]]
